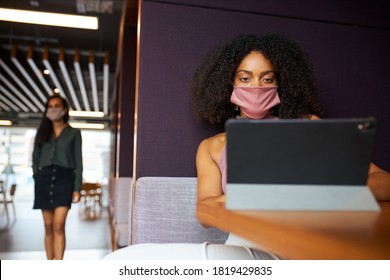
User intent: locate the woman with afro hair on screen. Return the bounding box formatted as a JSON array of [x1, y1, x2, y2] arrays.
[[191, 33, 322, 124], [193, 33, 390, 237], [104, 33, 390, 260]]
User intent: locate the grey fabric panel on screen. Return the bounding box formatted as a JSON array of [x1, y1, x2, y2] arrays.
[[133, 177, 228, 244], [110, 177, 132, 247], [115, 223, 129, 248], [114, 177, 132, 225]]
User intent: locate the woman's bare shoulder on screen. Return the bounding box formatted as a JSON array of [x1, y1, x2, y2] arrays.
[[197, 132, 226, 159], [199, 132, 226, 148]]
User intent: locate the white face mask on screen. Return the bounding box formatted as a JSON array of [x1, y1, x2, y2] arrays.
[[46, 108, 66, 122]]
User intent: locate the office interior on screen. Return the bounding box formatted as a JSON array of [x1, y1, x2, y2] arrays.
[[0, 0, 390, 260]]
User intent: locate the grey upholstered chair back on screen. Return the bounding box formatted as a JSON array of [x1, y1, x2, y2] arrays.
[[131, 177, 228, 244], [112, 177, 133, 248]]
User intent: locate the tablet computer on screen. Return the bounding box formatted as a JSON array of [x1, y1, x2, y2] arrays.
[[225, 118, 380, 211]]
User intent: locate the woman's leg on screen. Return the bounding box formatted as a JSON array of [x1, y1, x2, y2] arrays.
[[52, 206, 69, 260], [41, 210, 55, 260]]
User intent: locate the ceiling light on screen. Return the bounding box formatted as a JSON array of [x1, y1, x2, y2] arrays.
[[69, 122, 105, 129], [69, 110, 105, 118], [0, 74, 38, 112], [0, 8, 98, 30], [43, 47, 66, 101], [59, 58, 81, 111], [74, 50, 91, 111], [0, 101, 11, 112], [0, 92, 21, 112], [0, 85, 28, 111], [88, 53, 99, 111], [30, 1, 40, 7], [27, 54, 53, 96], [0, 120, 13, 126], [8, 57, 47, 105]]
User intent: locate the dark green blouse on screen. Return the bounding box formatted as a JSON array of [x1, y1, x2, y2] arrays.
[[32, 126, 83, 192]]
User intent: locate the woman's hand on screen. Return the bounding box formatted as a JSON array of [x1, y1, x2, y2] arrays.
[[72, 191, 81, 203], [367, 163, 390, 202]]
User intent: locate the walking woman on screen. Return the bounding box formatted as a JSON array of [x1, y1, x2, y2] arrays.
[[32, 95, 83, 260]]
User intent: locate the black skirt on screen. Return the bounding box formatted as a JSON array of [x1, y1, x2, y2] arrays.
[[33, 165, 75, 210]]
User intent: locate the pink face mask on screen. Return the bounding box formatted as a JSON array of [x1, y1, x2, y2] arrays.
[[230, 86, 281, 119]]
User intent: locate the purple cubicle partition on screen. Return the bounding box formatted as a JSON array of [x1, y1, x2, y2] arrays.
[[133, 0, 390, 179]]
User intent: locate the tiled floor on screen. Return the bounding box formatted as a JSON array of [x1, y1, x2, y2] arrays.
[[0, 186, 112, 260]]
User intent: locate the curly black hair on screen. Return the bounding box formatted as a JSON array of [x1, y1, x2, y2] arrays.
[[191, 33, 323, 125]]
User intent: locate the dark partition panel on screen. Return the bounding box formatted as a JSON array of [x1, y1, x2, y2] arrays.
[[150, 0, 389, 29], [116, 25, 137, 177], [134, 0, 390, 179]]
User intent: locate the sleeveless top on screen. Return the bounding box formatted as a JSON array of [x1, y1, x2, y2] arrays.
[[218, 115, 278, 194], [217, 116, 281, 253]]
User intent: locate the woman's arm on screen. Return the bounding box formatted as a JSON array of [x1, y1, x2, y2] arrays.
[[196, 138, 225, 227], [367, 163, 390, 202], [309, 115, 390, 201], [72, 129, 83, 202], [32, 143, 41, 176]]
